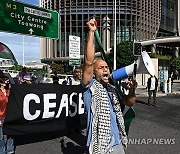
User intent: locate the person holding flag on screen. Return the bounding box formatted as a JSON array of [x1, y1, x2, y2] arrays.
[[82, 19, 137, 154]]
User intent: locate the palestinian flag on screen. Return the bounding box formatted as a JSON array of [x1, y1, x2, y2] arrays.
[[0, 42, 18, 65], [123, 106, 136, 135]]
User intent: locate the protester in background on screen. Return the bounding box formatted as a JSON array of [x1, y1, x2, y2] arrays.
[[147, 75, 158, 106], [66, 68, 82, 134], [52, 71, 59, 84], [0, 76, 14, 154], [67, 68, 82, 85], [0, 70, 3, 77], [31, 75, 38, 84], [62, 80, 68, 85], [18, 67, 31, 84], [0, 70, 15, 85], [82, 19, 136, 154], [170, 72, 174, 85]]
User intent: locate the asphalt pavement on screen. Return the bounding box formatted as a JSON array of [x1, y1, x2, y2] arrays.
[[124, 80, 180, 154], [125, 95, 180, 154]]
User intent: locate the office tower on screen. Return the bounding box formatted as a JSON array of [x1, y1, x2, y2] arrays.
[[40, 0, 162, 63]]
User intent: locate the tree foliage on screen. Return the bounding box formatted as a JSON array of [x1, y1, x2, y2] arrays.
[[11, 65, 23, 71], [150, 53, 171, 60], [11, 65, 47, 76], [106, 41, 135, 70], [170, 57, 180, 71], [50, 63, 64, 74]]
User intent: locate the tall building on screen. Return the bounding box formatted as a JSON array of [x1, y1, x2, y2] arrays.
[[158, 0, 178, 36], [157, 0, 179, 57], [40, 0, 162, 63]]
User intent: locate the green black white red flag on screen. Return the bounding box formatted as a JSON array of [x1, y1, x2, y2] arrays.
[[0, 42, 18, 65]]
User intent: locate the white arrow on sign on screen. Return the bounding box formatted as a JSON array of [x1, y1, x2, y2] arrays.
[[29, 28, 34, 35]]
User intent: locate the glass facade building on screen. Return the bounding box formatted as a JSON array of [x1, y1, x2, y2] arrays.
[[158, 0, 178, 36], [157, 0, 179, 57], [40, 0, 162, 63]]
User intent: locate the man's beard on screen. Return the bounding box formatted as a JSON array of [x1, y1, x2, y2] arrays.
[[95, 76, 109, 85]]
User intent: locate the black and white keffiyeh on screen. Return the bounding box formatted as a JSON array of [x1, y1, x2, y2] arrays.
[[89, 80, 127, 154]]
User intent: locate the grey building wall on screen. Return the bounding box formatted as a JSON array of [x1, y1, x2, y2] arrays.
[[157, 0, 179, 57], [158, 0, 177, 36]]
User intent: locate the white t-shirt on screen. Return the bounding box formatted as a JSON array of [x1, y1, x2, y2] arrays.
[[67, 77, 81, 85], [150, 77, 156, 90]]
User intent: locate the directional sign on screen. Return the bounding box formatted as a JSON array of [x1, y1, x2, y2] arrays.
[[69, 35, 81, 66], [0, 0, 59, 39], [69, 59, 81, 66]]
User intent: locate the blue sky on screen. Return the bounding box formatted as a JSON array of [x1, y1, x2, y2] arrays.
[[0, 0, 40, 64]]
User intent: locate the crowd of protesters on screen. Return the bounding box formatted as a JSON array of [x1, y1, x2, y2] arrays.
[[0, 67, 83, 154]]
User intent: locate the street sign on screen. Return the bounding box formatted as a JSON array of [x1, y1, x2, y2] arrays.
[[69, 59, 81, 66], [0, 0, 59, 39], [69, 35, 81, 66]]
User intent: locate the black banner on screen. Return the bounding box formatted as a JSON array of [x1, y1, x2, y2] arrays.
[[3, 84, 87, 135]]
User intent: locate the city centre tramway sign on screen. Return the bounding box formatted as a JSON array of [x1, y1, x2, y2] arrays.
[[0, 0, 59, 39]]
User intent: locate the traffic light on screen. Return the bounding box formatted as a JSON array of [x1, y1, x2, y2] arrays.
[[133, 42, 142, 56]]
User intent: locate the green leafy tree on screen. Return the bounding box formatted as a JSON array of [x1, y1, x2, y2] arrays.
[[11, 65, 23, 71], [50, 63, 64, 74], [106, 41, 135, 70], [33, 66, 47, 76], [149, 53, 171, 60], [170, 57, 180, 71]]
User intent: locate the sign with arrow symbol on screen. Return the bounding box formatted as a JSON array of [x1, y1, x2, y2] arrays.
[[29, 28, 34, 35], [0, 0, 59, 39]]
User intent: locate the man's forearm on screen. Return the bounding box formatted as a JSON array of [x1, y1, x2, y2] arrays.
[[82, 19, 97, 86], [85, 31, 95, 65]]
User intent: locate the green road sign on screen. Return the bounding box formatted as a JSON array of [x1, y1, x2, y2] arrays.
[[69, 59, 81, 66], [0, 0, 59, 39]]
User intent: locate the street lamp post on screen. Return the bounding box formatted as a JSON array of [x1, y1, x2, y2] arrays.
[[113, 0, 117, 70], [22, 35, 25, 66]]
